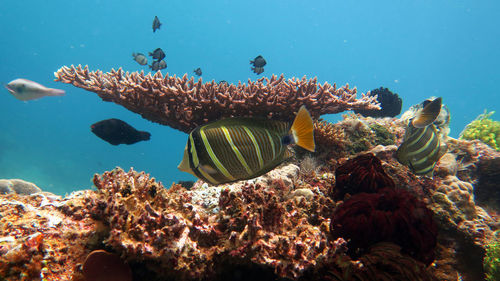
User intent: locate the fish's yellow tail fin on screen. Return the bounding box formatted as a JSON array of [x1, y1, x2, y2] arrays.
[[291, 106, 315, 152]]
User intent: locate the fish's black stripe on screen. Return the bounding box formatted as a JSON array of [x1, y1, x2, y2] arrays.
[[230, 126, 261, 173], [192, 127, 232, 184], [203, 127, 249, 179]]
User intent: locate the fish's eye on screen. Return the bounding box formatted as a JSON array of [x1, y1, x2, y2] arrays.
[[281, 135, 292, 145]]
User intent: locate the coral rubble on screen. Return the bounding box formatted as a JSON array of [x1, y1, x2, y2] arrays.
[[54, 65, 379, 133]]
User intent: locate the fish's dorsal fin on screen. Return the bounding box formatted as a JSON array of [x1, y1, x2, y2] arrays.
[[291, 106, 315, 152], [412, 97, 442, 128]]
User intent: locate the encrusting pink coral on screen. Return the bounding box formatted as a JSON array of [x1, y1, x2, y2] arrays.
[[54, 65, 379, 133]]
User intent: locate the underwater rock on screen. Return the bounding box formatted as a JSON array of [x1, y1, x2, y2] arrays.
[[476, 157, 500, 211], [434, 152, 459, 177], [82, 250, 132, 281], [0, 179, 42, 195], [0, 191, 97, 280]]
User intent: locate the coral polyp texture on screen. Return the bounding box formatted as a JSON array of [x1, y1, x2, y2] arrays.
[[54, 65, 380, 133], [460, 110, 500, 151]]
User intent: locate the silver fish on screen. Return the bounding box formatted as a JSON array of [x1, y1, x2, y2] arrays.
[[5, 78, 65, 101]]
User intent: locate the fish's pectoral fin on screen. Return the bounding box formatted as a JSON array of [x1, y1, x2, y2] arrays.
[[291, 106, 315, 152], [200, 164, 219, 175]]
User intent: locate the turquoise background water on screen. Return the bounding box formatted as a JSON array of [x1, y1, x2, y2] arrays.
[[1, 0, 498, 195]]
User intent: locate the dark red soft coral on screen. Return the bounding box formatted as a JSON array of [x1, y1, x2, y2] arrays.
[[330, 188, 438, 265], [333, 153, 395, 200]]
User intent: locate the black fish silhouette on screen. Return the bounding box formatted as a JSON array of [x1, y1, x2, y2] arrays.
[[250, 55, 266, 74], [91, 119, 151, 145], [152, 16, 162, 32], [149, 48, 166, 60], [250, 55, 266, 68], [193, 67, 202, 76]]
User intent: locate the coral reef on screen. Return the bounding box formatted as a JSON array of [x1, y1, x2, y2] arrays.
[[313, 119, 346, 159], [330, 187, 438, 265], [0, 179, 42, 195], [484, 239, 500, 281], [70, 166, 337, 280], [476, 157, 500, 211], [302, 242, 437, 281], [460, 110, 500, 151], [0, 110, 499, 281], [54, 65, 379, 133], [354, 87, 402, 118]]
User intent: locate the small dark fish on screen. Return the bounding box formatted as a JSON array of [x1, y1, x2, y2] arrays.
[[219, 80, 228, 86], [132, 53, 148, 66], [177, 180, 195, 189], [149, 48, 165, 60], [251, 66, 265, 75], [193, 68, 202, 76], [91, 118, 151, 145], [152, 16, 162, 32], [396, 97, 447, 175], [250, 55, 266, 68], [150, 60, 167, 71], [178, 106, 315, 185]]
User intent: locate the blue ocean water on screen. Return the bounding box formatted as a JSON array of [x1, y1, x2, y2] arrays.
[[0, 0, 498, 195]]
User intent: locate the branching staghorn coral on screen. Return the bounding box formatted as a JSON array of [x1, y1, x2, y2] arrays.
[[54, 65, 380, 133]]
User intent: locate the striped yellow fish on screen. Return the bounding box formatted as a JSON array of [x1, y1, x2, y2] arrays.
[[396, 97, 447, 175], [178, 106, 315, 185]]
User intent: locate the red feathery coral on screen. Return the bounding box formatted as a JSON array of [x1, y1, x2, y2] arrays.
[[330, 188, 438, 265], [332, 153, 395, 200]]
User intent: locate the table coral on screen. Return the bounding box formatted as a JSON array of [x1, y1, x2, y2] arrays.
[[54, 65, 379, 133]]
